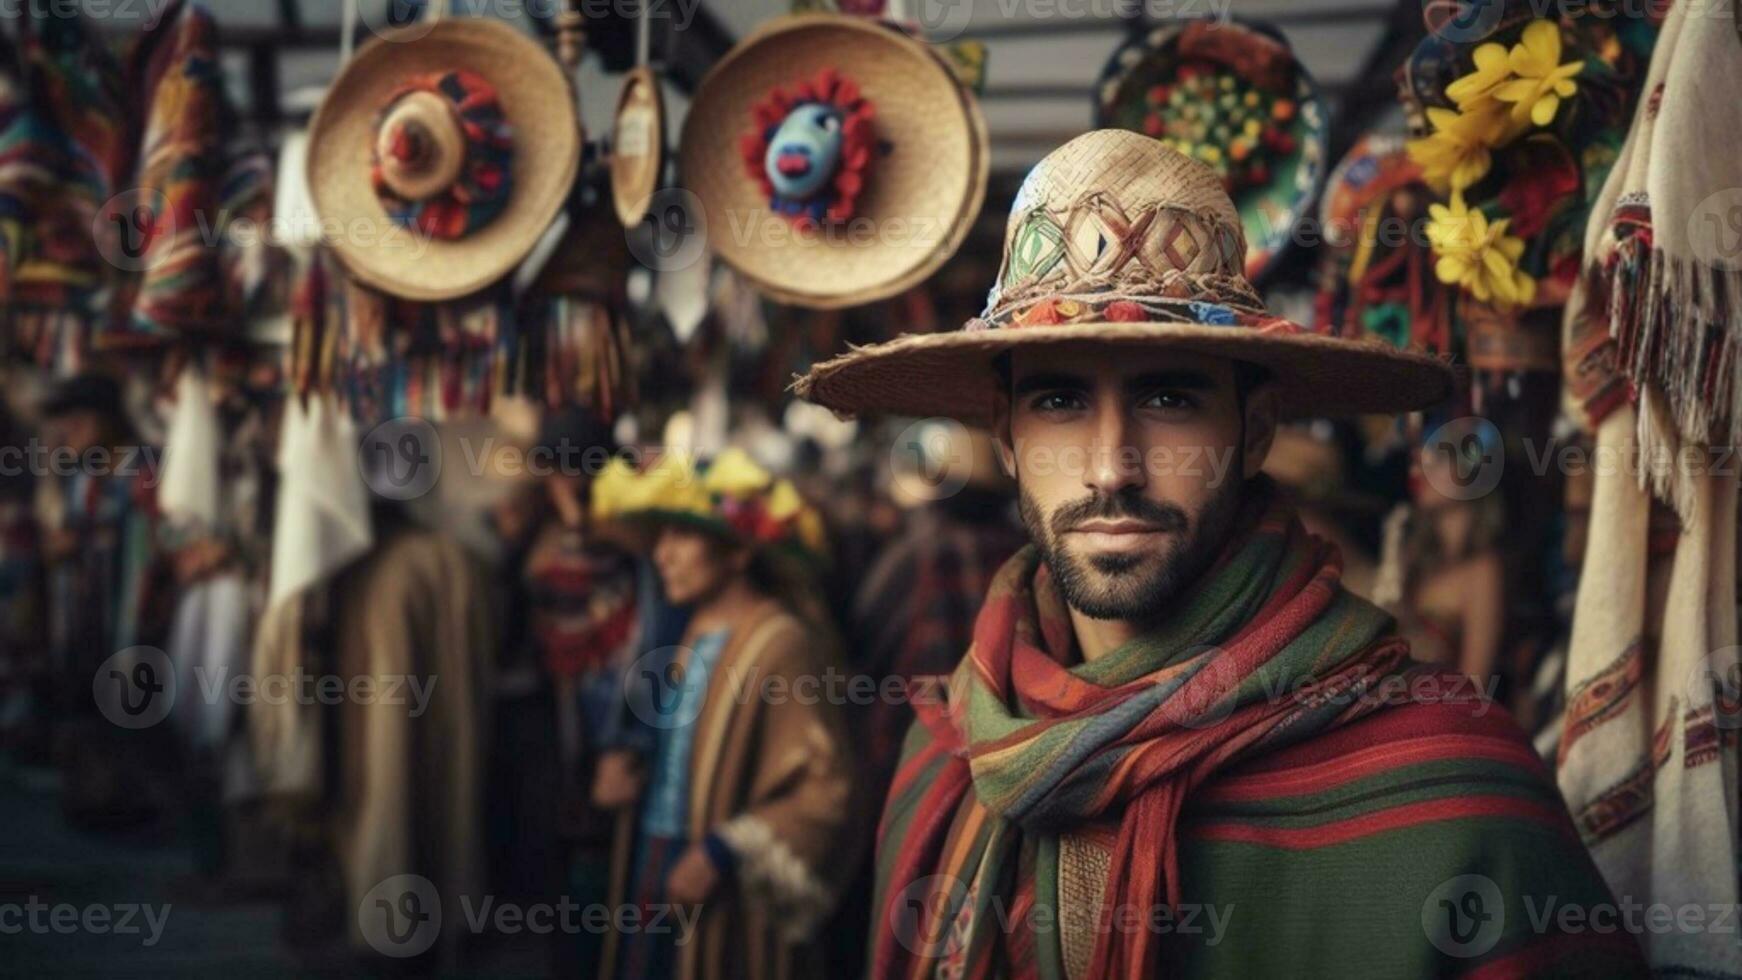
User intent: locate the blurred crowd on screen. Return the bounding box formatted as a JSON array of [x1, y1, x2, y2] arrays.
[[0, 357, 1545, 975]]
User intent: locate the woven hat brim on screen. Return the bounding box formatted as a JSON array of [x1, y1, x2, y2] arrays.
[[793, 322, 1457, 428], [680, 14, 988, 309], [307, 18, 580, 302]]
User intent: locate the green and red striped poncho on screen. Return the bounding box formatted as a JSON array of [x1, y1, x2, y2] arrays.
[[872, 487, 1643, 979]]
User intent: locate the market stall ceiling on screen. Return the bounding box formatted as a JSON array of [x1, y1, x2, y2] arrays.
[[80, 0, 1393, 174]]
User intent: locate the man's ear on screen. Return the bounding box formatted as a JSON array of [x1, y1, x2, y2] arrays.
[[991, 387, 1017, 479], [1240, 381, 1280, 480]]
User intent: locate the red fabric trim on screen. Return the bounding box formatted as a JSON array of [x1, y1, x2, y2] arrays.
[[1196, 732, 1544, 803], [1185, 794, 1570, 849]]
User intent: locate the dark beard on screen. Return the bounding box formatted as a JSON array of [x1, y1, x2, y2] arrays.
[[1019, 481, 1243, 621]]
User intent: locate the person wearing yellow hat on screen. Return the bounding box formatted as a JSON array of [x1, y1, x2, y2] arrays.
[[587, 448, 860, 980]]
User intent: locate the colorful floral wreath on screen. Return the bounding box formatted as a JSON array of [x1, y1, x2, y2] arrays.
[[738, 67, 876, 226], [1403, 8, 1658, 310], [370, 69, 514, 241], [592, 448, 828, 559]]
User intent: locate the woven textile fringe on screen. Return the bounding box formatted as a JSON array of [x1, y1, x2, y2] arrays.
[[1567, 0, 1742, 516], [1615, 247, 1742, 446]]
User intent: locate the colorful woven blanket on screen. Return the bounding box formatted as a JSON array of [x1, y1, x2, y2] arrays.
[[873, 485, 1641, 978]]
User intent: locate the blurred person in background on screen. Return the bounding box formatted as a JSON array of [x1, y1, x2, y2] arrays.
[[1374, 429, 1507, 692], [1261, 424, 1383, 599], [252, 474, 494, 970], [851, 423, 1025, 799], [36, 373, 173, 827], [841, 424, 1025, 975], [0, 386, 43, 761], [485, 405, 671, 975], [590, 449, 860, 980]]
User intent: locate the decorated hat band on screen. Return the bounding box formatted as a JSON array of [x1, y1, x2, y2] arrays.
[[370, 69, 514, 241]]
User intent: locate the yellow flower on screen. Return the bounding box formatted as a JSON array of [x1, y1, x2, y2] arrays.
[[1495, 20, 1582, 126], [1406, 102, 1516, 193], [1445, 41, 1513, 109], [702, 447, 773, 499], [766, 478, 829, 557], [765, 479, 805, 521], [1426, 194, 1537, 307]]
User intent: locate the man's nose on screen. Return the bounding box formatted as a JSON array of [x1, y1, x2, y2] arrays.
[[1084, 401, 1143, 497]]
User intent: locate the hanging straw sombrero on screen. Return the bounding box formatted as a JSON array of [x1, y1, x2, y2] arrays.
[[307, 17, 580, 301], [794, 130, 1455, 427], [610, 66, 665, 229], [1094, 18, 1328, 284], [679, 13, 988, 309]]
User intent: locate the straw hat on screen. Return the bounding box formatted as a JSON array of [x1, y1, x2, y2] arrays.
[[679, 14, 988, 309], [794, 130, 1455, 426], [307, 18, 580, 301], [610, 66, 665, 229], [1095, 18, 1328, 283]]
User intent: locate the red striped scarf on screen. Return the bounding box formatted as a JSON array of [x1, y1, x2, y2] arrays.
[[874, 485, 1409, 977]]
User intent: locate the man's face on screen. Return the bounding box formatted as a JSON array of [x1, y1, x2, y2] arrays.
[[996, 343, 1277, 621]]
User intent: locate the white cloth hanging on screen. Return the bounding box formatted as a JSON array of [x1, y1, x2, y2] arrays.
[[267, 394, 373, 609]]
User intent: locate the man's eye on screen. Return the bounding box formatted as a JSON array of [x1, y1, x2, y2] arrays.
[[1030, 392, 1084, 413], [1141, 391, 1196, 413]]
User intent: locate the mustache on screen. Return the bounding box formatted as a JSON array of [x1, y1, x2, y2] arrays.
[[1049, 492, 1189, 537]]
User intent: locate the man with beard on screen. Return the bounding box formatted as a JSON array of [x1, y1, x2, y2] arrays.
[[795, 131, 1640, 977]]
